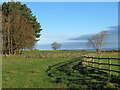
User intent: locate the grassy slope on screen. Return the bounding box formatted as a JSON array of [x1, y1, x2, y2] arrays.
[[2, 55, 73, 88], [2, 50, 119, 88]]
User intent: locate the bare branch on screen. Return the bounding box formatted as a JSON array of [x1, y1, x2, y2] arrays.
[[87, 31, 109, 55]]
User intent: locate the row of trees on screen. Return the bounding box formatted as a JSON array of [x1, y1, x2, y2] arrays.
[[1, 2, 42, 55], [0, 1, 109, 55]]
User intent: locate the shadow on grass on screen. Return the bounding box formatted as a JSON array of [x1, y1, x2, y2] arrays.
[[46, 57, 120, 89]]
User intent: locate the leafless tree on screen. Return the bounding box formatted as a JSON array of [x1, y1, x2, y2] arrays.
[[87, 31, 108, 56]]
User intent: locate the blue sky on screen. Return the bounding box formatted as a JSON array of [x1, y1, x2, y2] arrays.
[[1, 2, 118, 50], [1, 0, 119, 2], [21, 2, 118, 50]]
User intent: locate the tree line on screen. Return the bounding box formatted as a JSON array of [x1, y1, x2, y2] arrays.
[[1, 1, 42, 55], [0, 1, 109, 56]]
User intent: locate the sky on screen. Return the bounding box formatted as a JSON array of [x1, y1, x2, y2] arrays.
[[1, 2, 118, 50], [0, 0, 119, 2], [20, 2, 118, 50]]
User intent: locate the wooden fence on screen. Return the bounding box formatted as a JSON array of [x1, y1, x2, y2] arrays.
[[82, 56, 120, 75]]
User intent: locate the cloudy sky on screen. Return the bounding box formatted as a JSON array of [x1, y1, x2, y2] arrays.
[[1, 1, 118, 50], [19, 2, 118, 50]]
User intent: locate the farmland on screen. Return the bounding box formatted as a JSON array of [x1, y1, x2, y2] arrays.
[[1, 1, 119, 89], [2, 50, 120, 88]]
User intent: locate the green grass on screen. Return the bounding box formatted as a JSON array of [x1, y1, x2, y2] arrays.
[[86, 56, 119, 75], [46, 57, 120, 89], [2, 50, 119, 88], [2, 55, 73, 88]]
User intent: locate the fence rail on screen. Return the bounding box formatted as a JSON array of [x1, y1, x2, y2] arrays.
[[82, 56, 120, 75], [84, 57, 120, 60]]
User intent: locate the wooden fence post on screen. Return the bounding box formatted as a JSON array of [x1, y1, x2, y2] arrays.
[[98, 56, 101, 69], [92, 56, 95, 67], [108, 57, 111, 74], [86, 56, 88, 66], [82, 56, 87, 67]]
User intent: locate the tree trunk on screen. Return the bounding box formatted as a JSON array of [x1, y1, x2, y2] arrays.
[[10, 30, 13, 54], [8, 19, 10, 55], [98, 51, 101, 58]]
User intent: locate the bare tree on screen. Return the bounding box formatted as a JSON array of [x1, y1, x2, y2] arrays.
[[87, 31, 108, 56], [51, 42, 61, 50]]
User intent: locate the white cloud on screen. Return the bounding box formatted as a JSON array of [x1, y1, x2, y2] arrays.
[[36, 33, 80, 45], [36, 28, 118, 50]]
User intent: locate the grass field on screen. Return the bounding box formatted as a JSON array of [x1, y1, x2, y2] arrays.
[[2, 56, 73, 88], [2, 50, 120, 88], [46, 57, 120, 88]]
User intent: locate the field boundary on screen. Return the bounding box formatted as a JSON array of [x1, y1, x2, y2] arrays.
[[82, 56, 120, 75]]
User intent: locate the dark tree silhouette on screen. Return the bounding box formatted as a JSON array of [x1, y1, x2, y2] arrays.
[[51, 42, 61, 50]]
